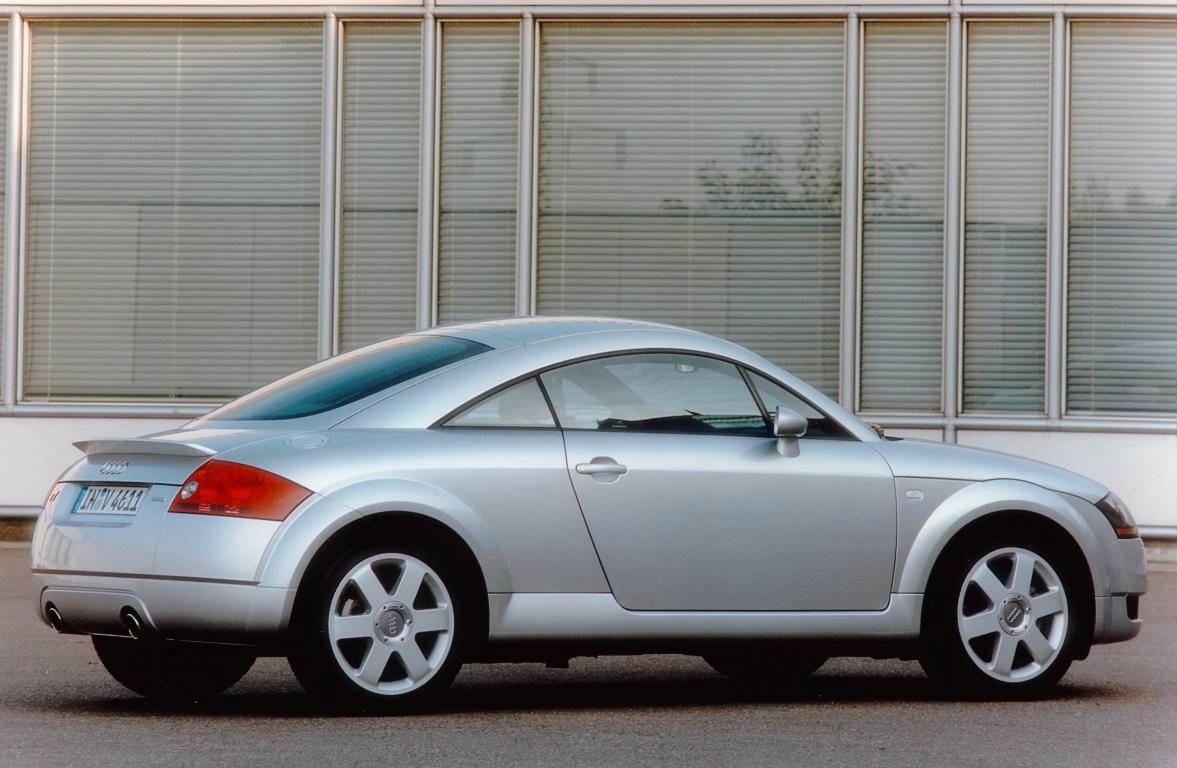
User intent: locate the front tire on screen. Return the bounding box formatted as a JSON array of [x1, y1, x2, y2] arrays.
[[920, 537, 1083, 698], [287, 542, 468, 712], [92, 636, 255, 703]]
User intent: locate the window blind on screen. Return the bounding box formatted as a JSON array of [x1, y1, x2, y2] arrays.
[[860, 22, 947, 412], [962, 22, 1051, 414], [23, 22, 322, 401], [1067, 22, 1177, 415], [338, 23, 421, 351], [437, 23, 520, 325], [537, 23, 845, 397]]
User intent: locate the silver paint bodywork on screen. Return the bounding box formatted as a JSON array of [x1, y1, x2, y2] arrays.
[[30, 317, 1146, 649]]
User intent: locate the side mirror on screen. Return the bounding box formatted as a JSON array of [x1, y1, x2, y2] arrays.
[[773, 406, 807, 457]]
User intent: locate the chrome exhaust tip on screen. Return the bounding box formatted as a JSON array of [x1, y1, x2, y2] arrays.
[[120, 607, 144, 640], [45, 604, 66, 633]]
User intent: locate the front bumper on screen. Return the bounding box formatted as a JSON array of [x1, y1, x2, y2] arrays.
[[1090, 537, 1148, 645], [1092, 594, 1143, 645], [33, 571, 293, 643]]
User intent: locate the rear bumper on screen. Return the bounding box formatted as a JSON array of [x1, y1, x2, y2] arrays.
[[33, 571, 293, 643]]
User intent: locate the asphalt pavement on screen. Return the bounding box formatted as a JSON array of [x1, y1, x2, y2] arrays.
[[2, 544, 1173, 768]]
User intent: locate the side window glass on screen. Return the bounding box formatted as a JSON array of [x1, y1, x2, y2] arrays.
[[540, 353, 767, 435], [446, 378, 556, 428], [747, 371, 850, 439]]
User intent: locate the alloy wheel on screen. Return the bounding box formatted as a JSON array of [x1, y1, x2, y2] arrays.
[[326, 553, 455, 696], [956, 546, 1068, 683]]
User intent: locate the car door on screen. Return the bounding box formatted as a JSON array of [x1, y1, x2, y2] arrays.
[[541, 352, 896, 612]]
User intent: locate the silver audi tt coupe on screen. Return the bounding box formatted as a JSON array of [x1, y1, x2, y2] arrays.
[[31, 317, 1147, 709]]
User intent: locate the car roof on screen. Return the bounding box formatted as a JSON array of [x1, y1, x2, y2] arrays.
[[421, 316, 689, 348]]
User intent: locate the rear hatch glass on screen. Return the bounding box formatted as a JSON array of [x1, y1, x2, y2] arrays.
[[204, 335, 490, 421]]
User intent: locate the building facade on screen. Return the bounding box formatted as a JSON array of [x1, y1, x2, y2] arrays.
[[0, 1, 1174, 533]]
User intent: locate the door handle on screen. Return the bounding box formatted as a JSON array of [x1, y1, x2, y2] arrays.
[[575, 458, 627, 476]]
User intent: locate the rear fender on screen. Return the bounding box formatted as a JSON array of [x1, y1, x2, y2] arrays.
[[257, 477, 511, 596]]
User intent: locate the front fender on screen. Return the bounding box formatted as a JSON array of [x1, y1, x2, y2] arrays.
[[257, 477, 512, 596], [896, 478, 1104, 596]]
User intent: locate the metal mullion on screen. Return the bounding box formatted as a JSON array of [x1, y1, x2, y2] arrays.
[[1047, 12, 1066, 420], [12, 15, 25, 403], [942, 12, 962, 443], [2, 14, 21, 406], [417, 6, 438, 329], [528, 17, 540, 316], [332, 19, 345, 356], [838, 12, 859, 413], [514, 13, 534, 318], [317, 13, 339, 360], [852, 17, 865, 414]]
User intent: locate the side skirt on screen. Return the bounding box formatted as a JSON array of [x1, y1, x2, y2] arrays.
[[487, 592, 923, 644]]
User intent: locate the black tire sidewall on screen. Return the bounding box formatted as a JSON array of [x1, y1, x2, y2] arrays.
[[921, 533, 1083, 698], [92, 636, 255, 703], [289, 540, 469, 711]]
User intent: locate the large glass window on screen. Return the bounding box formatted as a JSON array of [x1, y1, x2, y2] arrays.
[[537, 23, 845, 397], [23, 22, 323, 400], [962, 22, 1051, 413], [1067, 22, 1176, 414], [338, 23, 422, 351], [540, 353, 767, 435], [860, 22, 947, 412], [208, 335, 489, 421], [437, 23, 520, 324]]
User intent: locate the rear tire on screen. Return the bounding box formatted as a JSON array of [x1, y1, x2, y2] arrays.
[[92, 636, 255, 703], [287, 539, 470, 713], [704, 647, 827, 688], [919, 533, 1084, 699]]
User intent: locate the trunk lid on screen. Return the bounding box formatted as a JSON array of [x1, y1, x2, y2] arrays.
[[34, 427, 289, 577]]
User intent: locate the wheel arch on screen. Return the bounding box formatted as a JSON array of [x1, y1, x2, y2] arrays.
[[288, 510, 492, 652], [900, 480, 1099, 657], [258, 478, 512, 642], [897, 479, 1102, 596]]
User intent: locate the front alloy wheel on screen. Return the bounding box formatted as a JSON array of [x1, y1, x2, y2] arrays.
[[289, 545, 466, 710], [957, 547, 1068, 683], [921, 539, 1080, 697]]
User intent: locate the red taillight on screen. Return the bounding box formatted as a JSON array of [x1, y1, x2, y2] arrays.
[[168, 460, 311, 522]]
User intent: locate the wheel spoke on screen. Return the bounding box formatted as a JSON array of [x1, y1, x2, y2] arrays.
[[413, 607, 450, 634], [1010, 551, 1035, 596], [960, 608, 999, 640], [1031, 588, 1064, 618], [1023, 625, 1055, 665], [357, 641, 394, 685], [397, 642, 431, 683], [393, 560, 427, 605], [990, 633, 1019, 676], [972, 564, 1008, 604], [330, 613, 373, 640], [351, 564, 389, 609]]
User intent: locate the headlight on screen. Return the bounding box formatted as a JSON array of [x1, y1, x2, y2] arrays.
[[1095, 492, 1138, 539]]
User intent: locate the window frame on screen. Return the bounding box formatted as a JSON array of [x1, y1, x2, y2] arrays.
[[433, 348, 858, 442], [439, 375, 560, 430]]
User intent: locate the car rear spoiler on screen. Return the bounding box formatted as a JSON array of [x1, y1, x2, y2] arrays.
[[73, 438, 216, 458]]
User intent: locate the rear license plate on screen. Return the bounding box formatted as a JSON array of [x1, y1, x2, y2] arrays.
[[73, 485, 147, 516]]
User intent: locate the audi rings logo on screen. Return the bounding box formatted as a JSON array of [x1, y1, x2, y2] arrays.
[[98, 460, 129, 475]]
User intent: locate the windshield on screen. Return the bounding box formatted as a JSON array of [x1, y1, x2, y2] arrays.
[[206, 335, 491, 421]]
